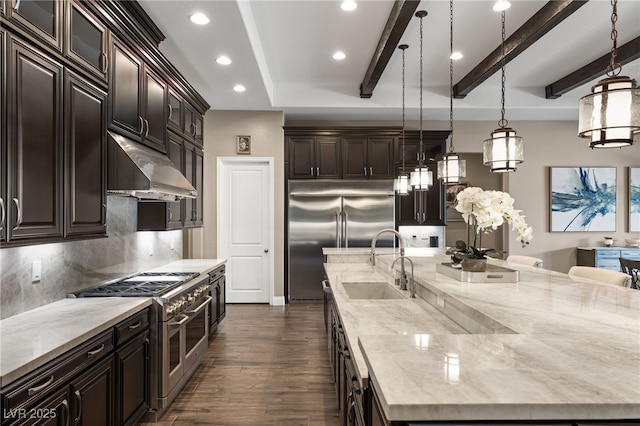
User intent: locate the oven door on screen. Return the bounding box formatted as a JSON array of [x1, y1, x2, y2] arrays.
[[162, 313, 188, 396], [184, 295, 211, 372]]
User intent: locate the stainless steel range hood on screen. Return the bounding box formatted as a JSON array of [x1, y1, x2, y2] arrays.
[[107, 131, 196, 201]]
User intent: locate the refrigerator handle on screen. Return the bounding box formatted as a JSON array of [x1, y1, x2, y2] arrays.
[[335, 211, 341, 248], [343, 212, 349, 248]]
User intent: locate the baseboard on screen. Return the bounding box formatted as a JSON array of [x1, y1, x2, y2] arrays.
[[271, 296, 285, 306]]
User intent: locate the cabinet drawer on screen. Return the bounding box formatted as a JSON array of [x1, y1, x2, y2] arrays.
[[115, 309, 149, 347], [595, 249, 621, 259], [620, 249, 640, 260], [2, 330, 113, 412], [208, 266, 225, 282]]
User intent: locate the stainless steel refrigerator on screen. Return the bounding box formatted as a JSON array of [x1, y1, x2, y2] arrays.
[[288, 180, 395, 300]]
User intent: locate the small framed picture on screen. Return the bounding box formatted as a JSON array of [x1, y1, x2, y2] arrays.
[[236, 136, 251, 155]]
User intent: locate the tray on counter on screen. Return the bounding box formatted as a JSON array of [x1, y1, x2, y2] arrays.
[[436, 262, 519, 283]]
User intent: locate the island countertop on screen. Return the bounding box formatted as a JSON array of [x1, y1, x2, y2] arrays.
[[324, 251, 640, 422]]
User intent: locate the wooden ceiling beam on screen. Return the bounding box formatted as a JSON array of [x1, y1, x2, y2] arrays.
[[453, 0, 589, 99], [359, 0, 421, 99], [545, 35, 640, 99]]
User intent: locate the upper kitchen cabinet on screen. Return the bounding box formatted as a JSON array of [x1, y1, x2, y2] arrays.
[[64, 70, 107, 238], [183, 100, 204, 147], [108, 36, 167, 153], [5, 36, 64, 243], [184, 140, 204, 227], [5, 0, 63, 52], [64, 1, 108, 83], [1, 29, 6, 243], [343, 136, 394, 179], [167, 88, 182, 133], [287, 135, 341, 179]]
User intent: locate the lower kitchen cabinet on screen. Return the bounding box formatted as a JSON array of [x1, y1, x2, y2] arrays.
[[1, 309, 150, 426], [577, 247, 640, 272]]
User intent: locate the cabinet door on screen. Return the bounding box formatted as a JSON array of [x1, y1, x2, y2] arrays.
[[109, 37, 141, 140], [69, 355, 115, 426], [368, 137, 394, 179], [316, 137, 340, 179], [7, 0, 63, 52], [396, 164, 445, 226], [218, 277, 226, 320], [167, 89, 182, 133], [64, 71, 106, 237], [65, 1, 108, 81], [343, 137, 367, 179], [183, 141, 195, 227], [193, 113, 204, 147], [166, 132, 184, 228], [288, 136, 315, 179], [183, 101, 195, 139], [116, 330, 149, 426], [7, 37, 63, 242], [193, 146, 204, 226], [141, 67, 166, 152], [1, 29, 6, 243]]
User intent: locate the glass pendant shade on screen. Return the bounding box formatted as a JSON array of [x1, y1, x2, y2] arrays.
[[437, 153, 466, 184], [578, 76, 640, 148], [394, 174, 411, 195], [483, 127, 523, 173], [410, 166, 433, 190]]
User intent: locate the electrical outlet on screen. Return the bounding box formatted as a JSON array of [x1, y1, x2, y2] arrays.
[[421, 232, 429, 239], [32, 260, 42, 283]]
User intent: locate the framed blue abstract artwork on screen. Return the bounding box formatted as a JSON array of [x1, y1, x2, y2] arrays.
[[550, 167, 616, 232], [630, 167, 640, 233]]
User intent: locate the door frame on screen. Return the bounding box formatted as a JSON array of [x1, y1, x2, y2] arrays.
[[217, 157, 275, 304]]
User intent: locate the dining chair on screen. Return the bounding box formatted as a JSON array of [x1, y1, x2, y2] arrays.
[[619, 258, 640, 290], [567, 266, 631, 287], [506, 255, 543, 268]]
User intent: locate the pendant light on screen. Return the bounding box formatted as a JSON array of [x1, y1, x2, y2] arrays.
[[437, 0, 466, 184], [578, 0, 639, 148], [482, 6, 523, 173], [410, 10, 433, 191], [395, 44, 411, 196]]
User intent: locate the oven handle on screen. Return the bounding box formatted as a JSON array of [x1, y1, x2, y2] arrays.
[[169, 314, 189, 326], [185, 296, 212, 314]]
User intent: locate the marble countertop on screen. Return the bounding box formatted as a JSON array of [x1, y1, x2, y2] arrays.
[[325, 251, 640, 421], [0, 258, 226, 389], [0, 298, 152, 387]]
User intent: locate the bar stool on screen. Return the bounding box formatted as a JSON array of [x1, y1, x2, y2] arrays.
[[619, 258, 640, 290], [568, 266, 631, 288], [506, 255, 543, 268]]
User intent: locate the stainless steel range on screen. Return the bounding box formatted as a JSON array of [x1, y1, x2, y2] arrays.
[[74, 270, 211, 418]]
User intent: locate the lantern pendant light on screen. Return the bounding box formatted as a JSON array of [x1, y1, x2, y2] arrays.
[[483, 7, 523, 173], [578, 0, 639, 148], [410, 10, 433, 191], [394, 44, 411, 196], [437, 0, 466, 184]]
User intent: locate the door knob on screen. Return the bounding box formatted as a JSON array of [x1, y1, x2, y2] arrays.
[[264, 249, 269, 253]]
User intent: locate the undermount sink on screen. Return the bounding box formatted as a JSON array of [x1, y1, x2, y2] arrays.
[[342, 282, 406, 300]]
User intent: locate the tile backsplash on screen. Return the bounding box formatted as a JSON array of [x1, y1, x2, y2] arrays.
[[0, 196, 182, 319]]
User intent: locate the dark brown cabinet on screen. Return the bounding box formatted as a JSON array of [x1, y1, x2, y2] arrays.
[[288, 135, 341, 179], [1, 28, 6, 243], [108, 36, 167, 153], [64, 1, 108, 82], [167, 88, 182, 133], [116, 330, 149, 426], [343, 136, 394, 179], [182, 101, 203, 147], [69, 355, 115, 426], [64, 71, 107, 237], [6, 0, 63, 52], [137, 132, 203, 230], [6, 36, 64, 243], [1, 310, 150, 426], [395, 131, 447, 226]]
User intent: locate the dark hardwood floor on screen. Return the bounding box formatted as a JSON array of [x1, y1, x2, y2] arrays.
[[140, 302, 340, 426]]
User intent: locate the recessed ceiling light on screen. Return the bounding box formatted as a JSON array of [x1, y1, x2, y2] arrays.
[[450, 52, 463, 60], [493, 1, 511, 12], [216, 56, 232, 65], [233, 85, 246, 92], [341, 0, 357, 11], [333, 51, 346, 60], [189, 13, 210, 25]]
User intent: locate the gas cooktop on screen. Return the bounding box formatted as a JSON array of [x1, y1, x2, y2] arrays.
[[76, 271, 200, 297]]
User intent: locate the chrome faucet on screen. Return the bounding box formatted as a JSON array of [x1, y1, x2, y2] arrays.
[[392, 256, 415, 298], [370, 228, 405, 266]]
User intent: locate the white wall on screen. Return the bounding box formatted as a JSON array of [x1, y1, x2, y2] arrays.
[[202, 110, 285, 297]]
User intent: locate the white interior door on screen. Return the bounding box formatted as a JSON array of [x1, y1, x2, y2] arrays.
[[218, 158, 273, 303]]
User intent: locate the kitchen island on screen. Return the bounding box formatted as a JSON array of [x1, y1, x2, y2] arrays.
[[323, 248, 640, 424]]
